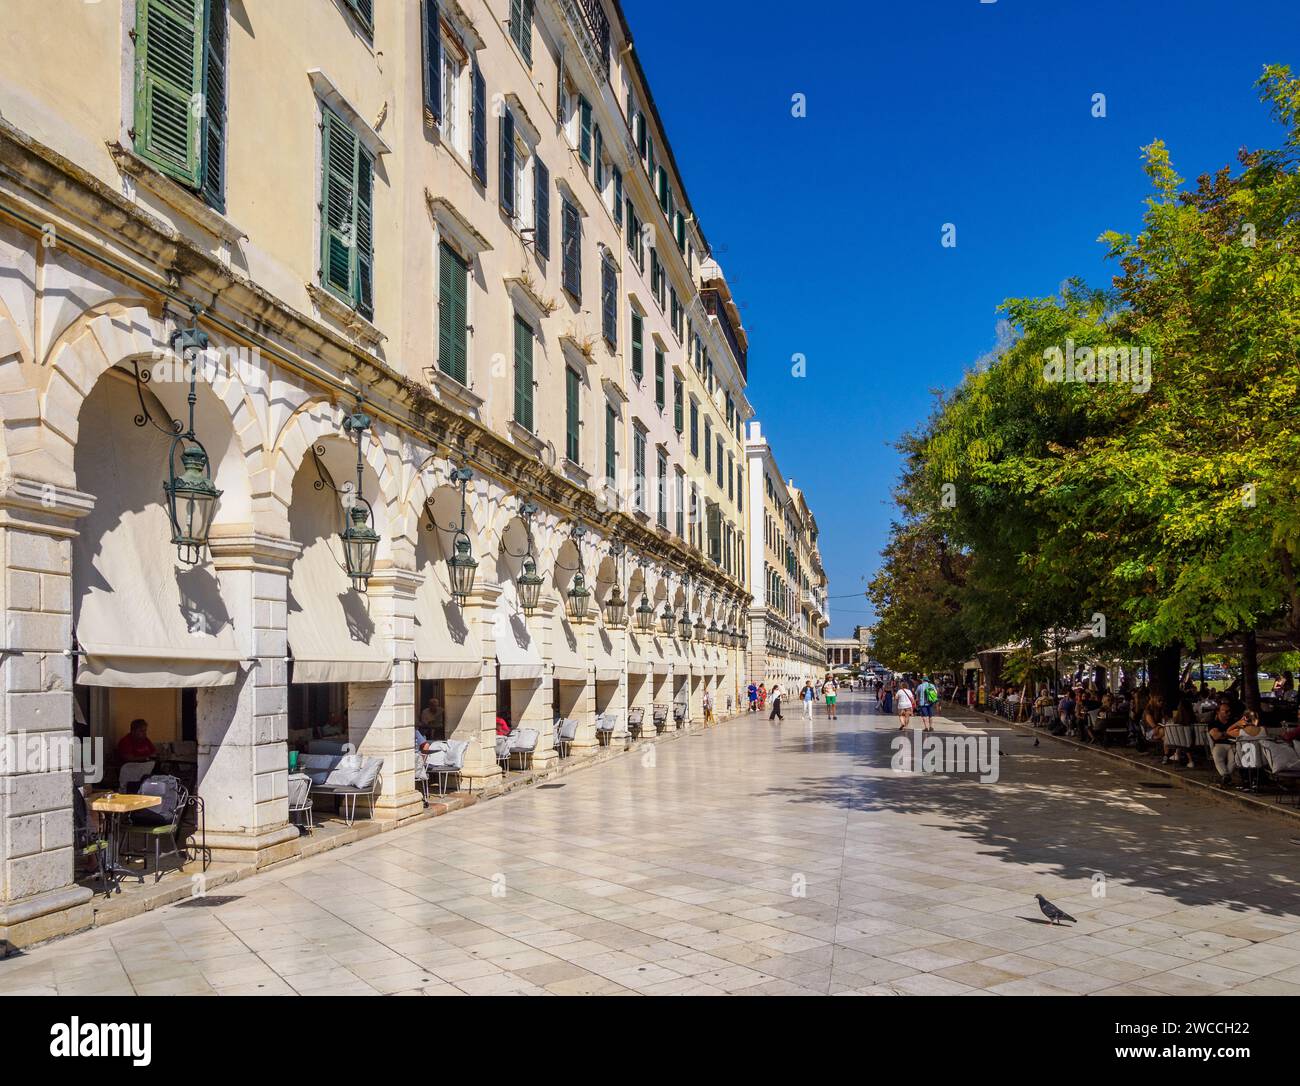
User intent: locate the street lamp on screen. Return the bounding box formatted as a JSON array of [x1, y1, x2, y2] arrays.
[[311, 397, 379, 592], [564, 525, 591, 621], [431, 466, 478, 602], [694, 615, 706, 642], [678, 612, 693, 641], [514, 501, 544, 615], [155, 313, 221, 564], [635, 591, 655, 632], [709, 621, 720, 645], [660, 599, 675, 636], [603, 539, 628, 627]]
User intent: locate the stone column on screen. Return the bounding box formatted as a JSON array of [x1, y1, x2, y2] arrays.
[[457, 579, 503, 792], [202, 529, 303, 865], [0, 478, 95, 948], [526, 598, 559, 770], [569, 614, 599, 757], [347, 565, 423, 823]]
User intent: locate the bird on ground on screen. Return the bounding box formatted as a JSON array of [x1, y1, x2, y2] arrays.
[[1035, 894, 1076, 925]]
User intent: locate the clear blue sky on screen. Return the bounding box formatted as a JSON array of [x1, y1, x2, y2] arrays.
[[622, 0, 1300, 635]]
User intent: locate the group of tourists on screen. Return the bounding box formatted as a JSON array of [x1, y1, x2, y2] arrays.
[[872, 675, 940, 731], [746, 674, 843, 722]]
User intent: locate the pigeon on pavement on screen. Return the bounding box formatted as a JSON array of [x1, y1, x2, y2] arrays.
[[1035, 894, 1076, 925]]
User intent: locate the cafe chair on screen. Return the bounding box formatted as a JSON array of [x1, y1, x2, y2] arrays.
[[123, 775, 189, 883], [287, 772, 314, 834], [117, 760, 155, 794], [73, 790, 111, 898]]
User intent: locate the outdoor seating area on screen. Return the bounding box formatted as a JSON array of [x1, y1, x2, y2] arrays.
[[977, 680, 1300, 804]]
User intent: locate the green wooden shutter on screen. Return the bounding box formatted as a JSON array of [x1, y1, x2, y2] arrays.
[[514, 316, 534, 431], [613, 167, 623, 227], [198, 0, 227, 210], [510, 0, 533, 64], [471, 63, 487, 184], [534, 156, 550, 259], [562, 201, 581, 299], [354, 144, 374, 318], [565, 367, 580, 463], [134, 0, 204, 186], [578, 96, 592, 163], [601, 259, 616, 346], [439, 242, 468, 384], [631, 310, 643, 382], [321, 110, 358, 300], [605, 403, 616, 481], [500, 109, 515, 216], [422, 0, 442, 123], [673, 377, 683, 433], [655, 349, 664, 408]]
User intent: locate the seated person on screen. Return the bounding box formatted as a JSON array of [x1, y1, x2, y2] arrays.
[[414, 726, 436, 755], [420, 696, 445, 736], [1140, 694, 1166, 752], [495, 711, 513, 737], [1209, 702, 1251, 785], [117, 718, 157, 764]]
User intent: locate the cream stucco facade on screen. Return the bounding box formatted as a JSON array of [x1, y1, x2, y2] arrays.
[[0, 0, 781, 948]]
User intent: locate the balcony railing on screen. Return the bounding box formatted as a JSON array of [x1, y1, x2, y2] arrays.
[[560, 0, 612, 80]]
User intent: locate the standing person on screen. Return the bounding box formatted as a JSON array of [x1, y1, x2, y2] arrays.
[[822, 673, 839, 720], [895, 683, 915, 731], [916, 676, 938, 732], [747, 681, 759, 713], [800, 680, 816, 720], [768, 682, 785, 722], [703, 689, 716, 726], [758, 683, 767, 711]]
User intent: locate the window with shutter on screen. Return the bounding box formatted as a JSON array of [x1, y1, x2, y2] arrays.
[[601, 259, 617, 347], [344, 0, 373, 36], [593, 125, 604, 189], [320, 110, 374, 318], [500, 110, 515, 217], [513, 315, 534, 432], [135, 0, 229, 207], [673, 377, 683, 433], [421, 0, 442, 124], [630, 310, 643, 383], [470, 62, 487, 184], [689, 400, 698, 456], [561, 200, 581, 300], [509, 0, 534, 64], [613, 168, 623, 228], [654, 349, 664, 410], [565, 367, 581, 464], [578, 96, 592, 163], [633, 428, 646, 512], [704, 419, 712, 472], [438, 241, 469, 384], [605, 403, 617, 482], [534, 157, 550, 259], [675, 470, 685, 538], [656, 452, 667, 527]]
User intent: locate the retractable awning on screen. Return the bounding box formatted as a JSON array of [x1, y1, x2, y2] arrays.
[[413, 572, 480, 680], [287, 469, 390, 685], [494, 595, 544, 680], [74, 376, 242, 689], [552, 616, 589, 682], [594, 625, 622, 682]]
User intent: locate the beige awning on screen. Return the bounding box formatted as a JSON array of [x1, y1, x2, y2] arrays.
[[287, 470, 391, 685], [74, 376, 242, 689], [413, 575, 480, 680], [494, 599, 544, 681], [552, 617, 589, 683], [594, 625, 622, 682], [627, 630, 652, 675]]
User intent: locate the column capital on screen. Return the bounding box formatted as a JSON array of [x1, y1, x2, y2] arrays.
[[208, 526, 303, 572], [366, 563, 423, 596]]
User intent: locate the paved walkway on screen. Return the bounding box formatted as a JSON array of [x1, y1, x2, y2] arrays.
[[5, 693, 1300, 995]]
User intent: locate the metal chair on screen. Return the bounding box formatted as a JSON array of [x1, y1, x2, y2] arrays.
[[627, 707, 645, 741], [123, 775, 188, 883], [287, 772, 313, 834], [117, 760, 155, 793], [73, 789, 111, 898], [555, 718, 579, 758]]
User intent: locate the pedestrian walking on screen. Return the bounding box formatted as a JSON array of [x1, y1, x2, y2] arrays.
[[895, 683, 915, 730], [768, 682, 785, 721], [800, 680, 816, 719], [703, 689, 716, 726], [916, 676, 938, 733], [821, 673, 839, 720], [747, 682, 758, 713], [758, 683, 767, 711]]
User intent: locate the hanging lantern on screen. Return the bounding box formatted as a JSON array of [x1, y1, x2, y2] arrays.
[[442, 466, 478, 601], [341, 502, 379, 592], [694, 615, 706, 641], [159, 318, 221, 564], [518, 553, 544, 615], [659, 602, 675, 636], [566, 570, 592, 621], [678, 612, 693, 641], [708, 621, 720, 644], [635, 592, 655, 632], [604, 584, 628, 627]]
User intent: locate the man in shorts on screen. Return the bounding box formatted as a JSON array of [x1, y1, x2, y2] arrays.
[[916, 676, 938, 732], [821, 674, 839, 720]]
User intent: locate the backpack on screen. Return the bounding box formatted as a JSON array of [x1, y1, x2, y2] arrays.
[[925, 685, 938, 704], [131, 774, 184, 827]]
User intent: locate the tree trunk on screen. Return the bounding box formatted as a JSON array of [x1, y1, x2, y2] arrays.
[[1147, 644, 1182, 706], [1242, 629, 1261, 713]]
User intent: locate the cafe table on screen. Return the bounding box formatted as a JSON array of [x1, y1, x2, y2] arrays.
[[88, 791, 161, 893]]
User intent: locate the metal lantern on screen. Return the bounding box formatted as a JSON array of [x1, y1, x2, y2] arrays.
[[604, 584, 628, 628], [157, 317, 221, 564], [518, 553, 544, 615], [566, 569, 592, 621], [635, 592, 655, 632], [659, 602, 675, 636], [341, 501, 379, 591], [444, 466, 478, 601], [678, 612, 693, 641], [708, 621, 720, 645], [694, 615, 706, 642]]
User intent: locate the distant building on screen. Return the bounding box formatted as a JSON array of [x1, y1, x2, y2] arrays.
[[826, 626, 872, 669]]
